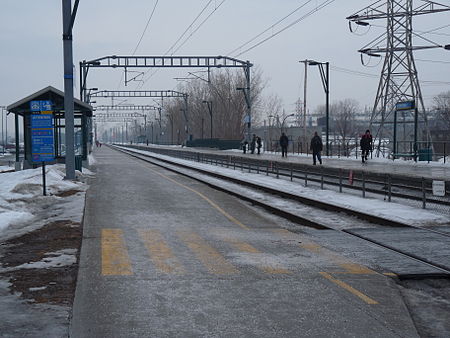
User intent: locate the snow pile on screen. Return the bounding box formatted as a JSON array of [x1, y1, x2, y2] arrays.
[[0, 164, 88, 236]]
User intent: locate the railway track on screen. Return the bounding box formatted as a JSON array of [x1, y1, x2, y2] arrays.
[[113, 145, 450, 278], [121, 144, 450, 214]]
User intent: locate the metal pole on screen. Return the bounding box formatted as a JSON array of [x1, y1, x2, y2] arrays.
[[15, 113, 20, 167], [209, 102, 213, 139], [62, 0, 76, 179], [1, 107, 4, 155], [42, 162, 47, 196], [325, 62, 330, 157], [303, 60, 308, 153]]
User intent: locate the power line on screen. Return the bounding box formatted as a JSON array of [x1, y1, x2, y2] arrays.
[[416, 58, 450, 64], [234, 0, 337, 57], [138, 0, 226, 88], [164, 0, 215, 56], [132, 0, 160, 55], [170, 0, 227, 55], [227, 0, 315, 56]]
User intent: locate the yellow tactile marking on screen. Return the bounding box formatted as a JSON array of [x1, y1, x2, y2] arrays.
[[139, 230, 184, 274], [138, 161, 249, 230], [223, 236, 290, 274], [320, 272, 378, 305], [178, 231, 239, 275], [101, 229, 133, 276]]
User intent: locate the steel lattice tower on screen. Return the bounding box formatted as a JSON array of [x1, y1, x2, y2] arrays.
[[347, 1, 450, 151]]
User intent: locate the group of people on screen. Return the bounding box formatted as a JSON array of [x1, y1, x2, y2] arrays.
[[241, 129, 373, 165], [242, 134, 263, 154]]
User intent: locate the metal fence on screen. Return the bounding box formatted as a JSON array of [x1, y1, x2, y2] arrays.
[[264, 139, 450, 163], [125, 145, 450, 215]]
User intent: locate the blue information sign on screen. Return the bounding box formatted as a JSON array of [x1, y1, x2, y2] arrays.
[[30, 101, 41, 112], [396, 100, 415, 111], [31, 112, 54, 162]]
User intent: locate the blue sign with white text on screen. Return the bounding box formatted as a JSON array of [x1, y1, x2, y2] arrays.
[[31, 112, 54, 162], [396, 101, 415, 111], [30, 100, 53, 112]]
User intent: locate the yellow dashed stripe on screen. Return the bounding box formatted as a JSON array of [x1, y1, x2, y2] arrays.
[[178, 231, 239, 275], [139, 230, 184, 274], [101, 229, 133, 276]]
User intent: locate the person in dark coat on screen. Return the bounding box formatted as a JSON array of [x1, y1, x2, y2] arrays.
[[256, 136, 262, 154], [310, 131, 323, 165], [360, 129, 373, 163], [241, 137, 248, 154], [279, 132, 289, 157], [250, 134, 256, 154]]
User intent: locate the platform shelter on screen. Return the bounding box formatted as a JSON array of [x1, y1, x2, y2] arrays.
[[7, 86, 93, 170]]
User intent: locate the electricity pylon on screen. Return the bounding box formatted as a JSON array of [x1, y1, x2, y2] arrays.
[[347, 1, 450, 151]]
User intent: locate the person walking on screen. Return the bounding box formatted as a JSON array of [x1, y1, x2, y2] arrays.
[[250, 134, 256, 154], [241, 137, 248, 154], [279, 132, 289, 158], [360, 129, 373, 163], [256, 136, 262, 155], [310, 131, 323, 165]]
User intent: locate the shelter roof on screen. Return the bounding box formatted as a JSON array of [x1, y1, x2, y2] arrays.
[[7, 86, 93, 117]]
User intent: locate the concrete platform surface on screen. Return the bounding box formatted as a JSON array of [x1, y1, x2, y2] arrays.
[[70, 147, 419, 337]]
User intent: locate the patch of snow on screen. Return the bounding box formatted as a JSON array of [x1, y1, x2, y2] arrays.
[[0, 163, 88, 238], [0, 210, 34, 232], [6, 249, 77, 271], [29, 286, 47, 292]]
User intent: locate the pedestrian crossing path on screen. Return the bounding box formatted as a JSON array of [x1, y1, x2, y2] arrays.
[[101, 228, 293, 276], [101, 227, 376, 278]]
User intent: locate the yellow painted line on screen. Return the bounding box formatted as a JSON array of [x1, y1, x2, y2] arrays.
[[383, 272, 397, 277], [138, 161, 249, 230], [178, 231, 239, 275], [101, 229, 133, 276], [138, 230, 184, 274], [223, 236, 290, 274], [320, 272, 378, 305], [273, 229, 376, 275]]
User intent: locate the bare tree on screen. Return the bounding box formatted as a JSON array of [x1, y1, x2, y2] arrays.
[[165, 67, 266, 141], [433, 90, 450, 130], [330, 99, 360, 153]]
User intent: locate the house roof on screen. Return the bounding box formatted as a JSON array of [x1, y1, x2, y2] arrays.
[[7, 86, 93, 116]]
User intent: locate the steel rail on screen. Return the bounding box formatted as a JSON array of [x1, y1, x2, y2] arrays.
[[112, 145, 450, 277]]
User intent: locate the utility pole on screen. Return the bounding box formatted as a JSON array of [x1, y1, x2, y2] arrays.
[[62, 0, 79, 179], [299, 60, 308, 152], [347, 0, 450, 153]]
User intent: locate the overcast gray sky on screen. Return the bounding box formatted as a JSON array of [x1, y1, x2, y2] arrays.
[[1, 0, 449, 128]]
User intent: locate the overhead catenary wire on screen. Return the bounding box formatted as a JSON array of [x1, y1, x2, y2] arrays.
[[227, 0, 316, 56], [132, 0, 160, 55], [115, 1, 160, 91], [233, 0, 338, 58], [137, 0, 226, 89]]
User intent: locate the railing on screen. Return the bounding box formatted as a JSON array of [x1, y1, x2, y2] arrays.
[[121, 144, 450, 215], [264, 139, 450, 163]]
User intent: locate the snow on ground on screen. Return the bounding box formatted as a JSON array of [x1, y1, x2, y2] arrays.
[[119, 146, 450, 227], [0, 161, 93, 336], [0, 164, 88, 239], [2, 249, 78, 272]]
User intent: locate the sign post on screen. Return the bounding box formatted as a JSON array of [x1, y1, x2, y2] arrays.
[[30, 100, 55, 196]]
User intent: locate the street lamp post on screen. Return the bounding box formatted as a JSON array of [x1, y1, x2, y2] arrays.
[[281, 114, 295, 133], [202, 100, 213, 139], [308, 60, 330, 156]]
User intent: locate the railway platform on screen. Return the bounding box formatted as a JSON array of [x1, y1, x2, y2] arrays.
[[131, 144, 450, 181], [70, 146, 429, 337]]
